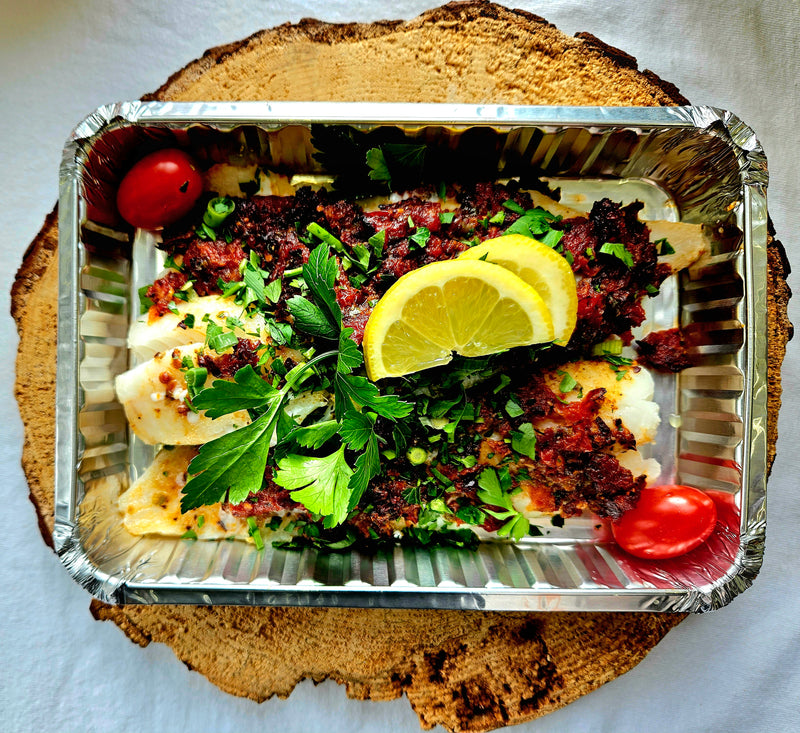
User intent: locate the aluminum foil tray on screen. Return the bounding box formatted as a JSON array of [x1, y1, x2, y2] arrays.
[[56, 102, 768, 612]]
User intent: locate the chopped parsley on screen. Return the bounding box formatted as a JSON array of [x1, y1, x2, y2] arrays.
[[505, 397, 524, 418], [368, 229, 386, 257], [654, 237, 675, 255], [599, 241, 634, 268], [504, 206, 561, 240], [138, 285, 154, 314], [558, 371, 579, 394], [274, 447, 354, 527], [511, 423, 537, 460], [204, 317, 238, 353], [247, 517, 264, 551], [601, 353, 635, 381], [409, 226, 431, 249]]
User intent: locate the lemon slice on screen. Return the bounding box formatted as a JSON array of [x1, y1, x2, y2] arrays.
[[362, 259, 554, 380], [458, 234, 578, 344]]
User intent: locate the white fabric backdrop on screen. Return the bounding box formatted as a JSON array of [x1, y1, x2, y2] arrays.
[[1, 2, 797, 731]]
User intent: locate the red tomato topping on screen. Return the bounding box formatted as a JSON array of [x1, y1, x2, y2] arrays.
[[116, 148, 202, 229], [611, 484, 717, 559]]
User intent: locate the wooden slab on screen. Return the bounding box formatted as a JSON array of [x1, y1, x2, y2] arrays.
[[12, 3, 792, 731]]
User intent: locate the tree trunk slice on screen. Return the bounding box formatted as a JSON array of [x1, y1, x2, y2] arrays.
[[12, 3, 792, 732]]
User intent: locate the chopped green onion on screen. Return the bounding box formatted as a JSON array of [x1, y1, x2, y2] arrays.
[[592, 339, 623, 356], [196, 515, 205, 528], [184, 367, 208, 400], [307, 222, 344, 252], [247, 517, 264, 551], [407, 447, 428, 465], [207, 329, 238, 353], [203, 197, 235, 229], [429, 498, 448, 513], [430, 466, 453, 486], [181, 529, 198, 540]]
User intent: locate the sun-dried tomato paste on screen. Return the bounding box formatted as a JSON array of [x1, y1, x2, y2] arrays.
[[152, 183, 668, 349], [149, 182, 668, 539]]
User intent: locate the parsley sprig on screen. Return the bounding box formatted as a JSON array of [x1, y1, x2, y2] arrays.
[[476, 467, 530, 540], [180, 352, 336, 512], [181, 243, 412, 528], [275, 244, 412, 522]]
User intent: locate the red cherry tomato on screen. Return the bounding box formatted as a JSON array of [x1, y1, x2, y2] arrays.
[[116, 148, 202, 229], [611, 485, 717, 559]]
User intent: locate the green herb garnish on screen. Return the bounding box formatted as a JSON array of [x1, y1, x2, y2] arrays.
[[654, 237, 675, 255], [138, 285, 154, 314], [476, 467, 530, 540], [366, 143, 427, 190], [599, 242, 634, 268], [274, 447, 354, 527], [504, 206, 560, 239], [247, 517, 265, 551], [368, 229, 386, 257], [511, 423, 537, 460], [180, 351, 336, 513], [558, 371, 579, 394], [505, 398, 524, 418], [203, 197, 235, 229], [409, 226, 431, 249], [502, 200, 525, 214]]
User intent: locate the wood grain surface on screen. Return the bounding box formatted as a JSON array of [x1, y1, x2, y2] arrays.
[[12, 3, 791, 731]]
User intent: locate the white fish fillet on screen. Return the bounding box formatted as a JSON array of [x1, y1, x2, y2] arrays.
[[527, 190, 708, 273], [511, 360, 661, 518], [545, 360, 660, 445], [115, 343, 251, 446], [204, 163, 298, 198], [128, 295, 267, 361], [118, 446, 251, 540]]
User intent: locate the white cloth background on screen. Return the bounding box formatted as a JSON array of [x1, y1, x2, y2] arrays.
[[1, 1, 798, 731]]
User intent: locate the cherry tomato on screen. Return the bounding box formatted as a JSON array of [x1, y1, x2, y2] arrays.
[[611, 485, 717, 559], [116, 148, 202, 229]]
